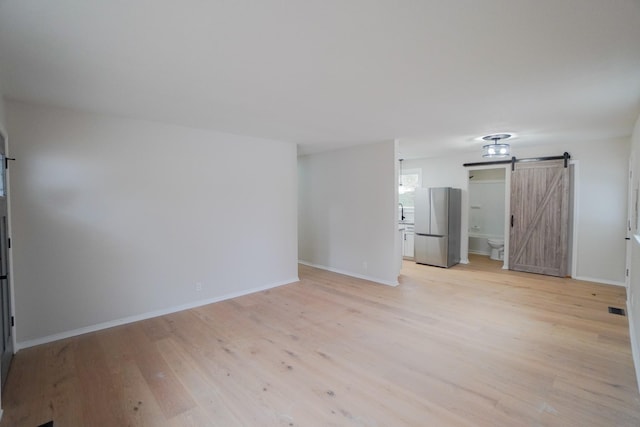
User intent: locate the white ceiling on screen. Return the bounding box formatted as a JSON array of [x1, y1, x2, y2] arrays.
[[0, 0, 639, 158]]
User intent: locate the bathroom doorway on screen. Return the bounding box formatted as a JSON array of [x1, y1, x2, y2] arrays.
[[468, 167, 507, 269]]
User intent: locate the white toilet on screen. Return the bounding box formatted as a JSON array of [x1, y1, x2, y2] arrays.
[[487, 238, 504, 261]]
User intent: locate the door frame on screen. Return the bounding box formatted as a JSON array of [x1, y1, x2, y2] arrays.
[[0, 128, 15, 363], [569, 160, 579, 279], [626, 154, 634, 289]]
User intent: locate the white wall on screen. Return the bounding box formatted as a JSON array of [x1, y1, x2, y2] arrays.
[[7, 101, 299, 346], [403, 137, 630, 284], [298, 141, 399, 285], [469, 180, 506, 237], [0, 78, 6, 136]]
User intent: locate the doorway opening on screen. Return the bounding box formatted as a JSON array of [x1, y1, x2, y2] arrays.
[[399, 168, 421, 262], [468, 167, 507, 270]]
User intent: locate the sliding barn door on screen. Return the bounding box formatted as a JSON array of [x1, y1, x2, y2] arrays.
[[510, 159, 570, 277]]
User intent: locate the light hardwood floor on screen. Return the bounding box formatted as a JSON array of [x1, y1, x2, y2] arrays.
[[2, 255, 640, 426]]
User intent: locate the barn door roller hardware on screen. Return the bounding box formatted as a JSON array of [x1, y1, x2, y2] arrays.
[[463, 152, 571, 170]]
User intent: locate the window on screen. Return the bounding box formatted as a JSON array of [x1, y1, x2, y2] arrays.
[[399, 168, 421, 208]]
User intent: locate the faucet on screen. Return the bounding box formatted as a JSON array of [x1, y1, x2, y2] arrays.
[[398, 203, 405, 221]]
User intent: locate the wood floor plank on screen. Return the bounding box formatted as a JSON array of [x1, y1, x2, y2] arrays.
[[74, 334, 128, 426], [1, 343, 49, 426], [98, 325, 169, 426], [39, 338, 83, 426], [156, 338, 243, 426], [1, 254, 640, 426], [163, 309, 314, 425], [125, 323, 197, 419]]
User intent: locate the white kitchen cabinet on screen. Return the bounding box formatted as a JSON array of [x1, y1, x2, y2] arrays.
[[403, 230, 415, 259]]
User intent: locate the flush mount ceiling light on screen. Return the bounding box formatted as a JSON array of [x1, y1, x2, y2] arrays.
[[482, 133, 512, 158]]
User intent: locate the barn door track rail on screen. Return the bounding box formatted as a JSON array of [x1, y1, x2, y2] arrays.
[[463, 152, 571, 170]]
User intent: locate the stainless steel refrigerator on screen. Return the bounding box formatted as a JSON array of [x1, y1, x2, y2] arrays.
[[414, 187, 461, 268]]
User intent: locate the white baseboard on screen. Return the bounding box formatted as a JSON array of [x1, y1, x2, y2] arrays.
[[15, 277, 300, 351], [468, 250, 491, 256], [627, 299, 640, 394], [459, 258, 469, 264], [298, 260, 398, 287], [572, 276, 626, 287]]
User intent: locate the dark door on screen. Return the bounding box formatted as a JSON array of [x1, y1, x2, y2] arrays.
[[510, 159, 570, 277], [0, 134, 13, 388]]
